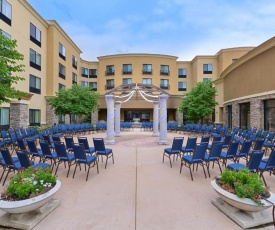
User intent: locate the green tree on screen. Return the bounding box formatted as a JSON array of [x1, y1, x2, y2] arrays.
[[0, 34, 26, 104], [178, 80, 218, 123], [47, 84, 100, 123]]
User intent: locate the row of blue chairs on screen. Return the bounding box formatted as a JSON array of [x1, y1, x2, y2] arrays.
[[0, 136, 114, 184], [163, 136, 275, 183]]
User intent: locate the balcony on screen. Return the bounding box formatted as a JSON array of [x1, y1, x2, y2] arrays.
[[29, 87, 41, 94], [106, 71, 115, 76], [178, 74, 187, 78], [178, 87, 186, 91], [89, 74, 97, 78], [59, 53, 66, 61], [30, 61, 41, 71], [160, 85, 170, 90], [122, 70, 132, 75], [142, 70, 152, 75], [105, 85, 115, 90], [160, 70, 170, 76], [59, 73, 65, 79]]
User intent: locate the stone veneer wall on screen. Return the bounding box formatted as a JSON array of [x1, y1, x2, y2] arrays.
[[176, 110, 183, 125], [91, 111, 98, 124], [46, 101, 58, 126], [10, 101, 29, 129], [223, 93, 275, 129]]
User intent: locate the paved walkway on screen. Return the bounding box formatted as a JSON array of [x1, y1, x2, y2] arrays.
[[2, 129, 275, 229]]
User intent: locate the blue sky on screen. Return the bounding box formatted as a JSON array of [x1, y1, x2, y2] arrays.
[[27, 0, 275, 61]]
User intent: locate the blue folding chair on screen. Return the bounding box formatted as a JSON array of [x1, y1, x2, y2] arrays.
[[203, 141, 223, 177], [163, 137, 184, 168], [220, 141, 239, 167], [16, 150, 50, 170], [93, 138, 114, 169], [259, 149, 275, 186], [181, 137, 197, 155], [72, 143, 98, 181], [180, 143, 208, 181], [227, 150, 264, 173], [78, 137, 95, 154]]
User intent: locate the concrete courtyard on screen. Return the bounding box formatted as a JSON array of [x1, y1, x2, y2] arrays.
[[1, 129, 274, 230]]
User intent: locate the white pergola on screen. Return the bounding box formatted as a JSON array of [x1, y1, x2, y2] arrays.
[[105, 83, 169, 145]]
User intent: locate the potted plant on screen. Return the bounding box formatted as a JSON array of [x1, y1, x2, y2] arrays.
[[211, 168, 275, 212], [0, 167, 61, 214]]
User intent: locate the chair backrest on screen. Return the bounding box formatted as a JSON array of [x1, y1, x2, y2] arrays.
[[0, 148, 15, 166], [265, 149, 275, 169], [171, 137, 184, 151], [65, 137, 74, 149], [209, 142, 223, 158], [17, 138, 27, 151], [223, 135, 232, 145], [40, 141, 52, 157], [247, 150, 264, 171], [201, 136, 210, 144], [93, 138, 106, 152], [213, 135, 222, 142], [73, 143, 87, 161], [192, 143, 208, 160], [78, 137, 90, 150], [52, 135, 60, 142], [227, 141, 239, 156], [27, 139, 38, 153], [54, 142, 68, 158], [186, 137, 197, 149], [253, 139, 264, 150], [267, 132, 275, 142], [261, 131, 268, 139], [16, 151, 32, 168], [43, 135, 52, 145], [256, 129, 262, 138], [240, 140, 253, 154], [1, 130, 9, 139], [9, 132, 18, 143]]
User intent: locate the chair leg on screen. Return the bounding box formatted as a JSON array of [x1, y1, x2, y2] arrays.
[[73, 164, 78, 178], [206, 162, 211, 178], [0, 167, 6, 182], [67, 162, 72, 177], [105, 156, 108, 169], [188, 165, 193, 181], [86, 165, 91, 181], [96, 160, 99, 173], [162, 152, 165, 163], [54, 162, 60, 175], [201, 163, 207, 179], [260, 172, 267, 186], [2, 169, 11, 186], [112, 153, 114, 164]]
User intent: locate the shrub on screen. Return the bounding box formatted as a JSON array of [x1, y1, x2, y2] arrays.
[[4, 167, 56, 200], [218, 169, 268, 205]]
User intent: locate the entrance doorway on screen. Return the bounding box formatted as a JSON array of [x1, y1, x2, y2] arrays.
[[124, 110, 150, 122]]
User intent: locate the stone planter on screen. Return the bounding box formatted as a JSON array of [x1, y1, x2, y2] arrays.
[[211, 179, 275, 212], [0, 180, 61, 214]]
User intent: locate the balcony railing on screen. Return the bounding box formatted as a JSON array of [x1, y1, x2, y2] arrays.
[[178, 74, 187, 78], [160, 70, 170, 76], [59, 53, 66, 61], [178, 88, 186, 91], [160, 84, 170, 90], [122, 70, 132, 74], [142, 70, 152, 74], [105, 71, 115, 76], [105, 85, 115, 90], [89, 74, 97, 78]]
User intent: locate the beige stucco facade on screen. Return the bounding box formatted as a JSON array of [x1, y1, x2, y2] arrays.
[[1, 0, 257, 128]]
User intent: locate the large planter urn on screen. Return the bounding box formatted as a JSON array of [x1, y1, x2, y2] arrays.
[[211, 179, 275, 212], [0, 180, 61, 214]]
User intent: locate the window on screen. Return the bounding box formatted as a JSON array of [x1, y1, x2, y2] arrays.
[[58, 83, 65, 90], [71, 114, 77, 124], [106, 79, 114, 89], [30, 49, 41, 71], [160, 79, 169, 89], [29, 75, 41, 94], [178, 68, 187, 78], [160, 65, 169, 76], [29, 109, 40, 126], [0, 0, 11, 25], [106, 65, 115, 76], [239, 103, 250, 130], [89, 82, 97, 91], [227, 105, 232, 130], [178, 82, 187, 91], [89, 69, 97, 78], [72, 55, 77, 69], [30, 23, 41, 47], [142, 78, 152, 85], [232, 59, 237, 63], [123, 64, 132, 74], [81, 67, 88, 77], [58, 114, 65, 124], [123, 78, 132, 85], [1, 29, 11, 39], [143, 64, 152, 74], [81, 81, 88, 87], [72, 72, 77, 84], [203, 78, 213, 83], [203, 64, 213, 74], [264, 100, 275, 131], [0, 107, 9, 129], [59, 43, 66, 60], [59, 63, 65, 79]]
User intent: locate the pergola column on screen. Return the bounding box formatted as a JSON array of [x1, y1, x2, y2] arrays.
[[105, 94, 115, 144], [158, 94, 169, 145], [115, 101, 121, 137], [152, 100, 159, 137]]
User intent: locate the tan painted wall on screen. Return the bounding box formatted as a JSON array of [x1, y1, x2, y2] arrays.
[[224, 45, 275, 102]]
